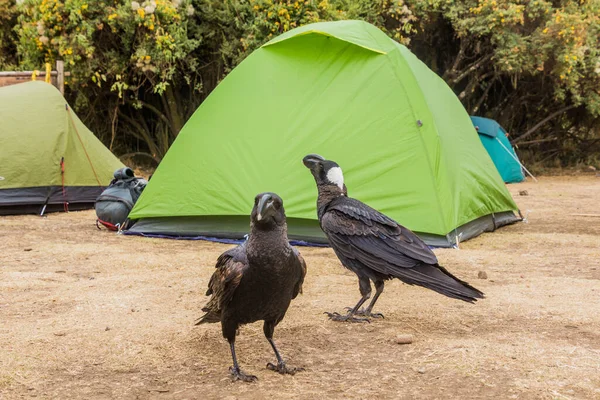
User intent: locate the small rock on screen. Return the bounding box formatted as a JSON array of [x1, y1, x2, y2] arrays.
[[395, 334, 414, 345], [53, 332, 66, 337], [417, 367, 426, 374], [148, 388, 170, 393], [586, 165, 596, 172], [24, 248, 32, 252], [518, 190, 529, 196], [105, 327, 111, 331], [477, 271, 488, 279]]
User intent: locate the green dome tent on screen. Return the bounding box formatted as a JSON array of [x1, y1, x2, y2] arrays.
[[470, 116, 525, 184], [127, 20, 520, 247], [0, 81, 124, 215]]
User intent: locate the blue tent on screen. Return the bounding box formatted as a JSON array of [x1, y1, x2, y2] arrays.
[[470, 116, 525, 183]]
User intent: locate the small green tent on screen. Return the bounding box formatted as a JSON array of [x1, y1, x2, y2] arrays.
[[127, 20, 520, 247], [471, 116, 525, 184], [0, 81, 124, 215]]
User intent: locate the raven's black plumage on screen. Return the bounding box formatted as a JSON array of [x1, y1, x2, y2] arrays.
[[196, 192, 307, 381], [303, 154, 483, 321]]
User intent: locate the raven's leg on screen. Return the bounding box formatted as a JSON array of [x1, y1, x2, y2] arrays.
[[264, 321, 303, 375], [224, 322, 257, 382], [327, 276, 371, 322], [355, 280, 385, 318]]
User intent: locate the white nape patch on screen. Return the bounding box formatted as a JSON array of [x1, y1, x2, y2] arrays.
[[257, 213, 263, 221], [326, 167, 344, 190]]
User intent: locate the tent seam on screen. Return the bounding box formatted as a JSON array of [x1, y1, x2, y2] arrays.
[[385, 45, 451, 235], [262, 30, 387, 54]]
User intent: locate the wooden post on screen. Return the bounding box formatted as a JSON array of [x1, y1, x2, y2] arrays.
[[56, 60, 65, 95]]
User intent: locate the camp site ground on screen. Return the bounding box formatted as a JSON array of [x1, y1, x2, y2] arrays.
[[1, 175, 599, 399]]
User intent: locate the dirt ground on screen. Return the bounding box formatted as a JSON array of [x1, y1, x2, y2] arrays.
[[1, 176, 599, 399]]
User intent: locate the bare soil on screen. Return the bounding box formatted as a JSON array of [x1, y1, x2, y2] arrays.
[[1, 176, 599, 399]]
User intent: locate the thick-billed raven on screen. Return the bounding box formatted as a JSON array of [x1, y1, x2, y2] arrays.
[[196, 193, 307, 381], [302, 154, 483, 322]]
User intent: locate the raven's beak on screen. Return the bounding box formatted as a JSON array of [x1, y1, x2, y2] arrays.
[[257, 193, 274, 221], [303, 154, 325, 169]]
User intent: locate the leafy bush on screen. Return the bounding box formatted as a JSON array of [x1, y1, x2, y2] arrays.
[[4, 0, 598, 164]]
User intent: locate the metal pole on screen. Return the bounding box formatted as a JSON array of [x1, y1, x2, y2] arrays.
[[495, 138, 538, 182]]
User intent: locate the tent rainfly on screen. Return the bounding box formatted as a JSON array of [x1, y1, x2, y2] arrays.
[[0, 81, 124, 215], [471, 116, 526, 184], [127, 20, 521, 247]]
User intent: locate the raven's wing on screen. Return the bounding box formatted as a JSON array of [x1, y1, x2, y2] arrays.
[[196, 243, 249, 324], [322, 197, 483, 302], [291, 247, 307, 299], [323, 197, 438, 266]]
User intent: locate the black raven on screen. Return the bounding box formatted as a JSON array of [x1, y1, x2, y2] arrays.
[[302, 154, 484, 322], [196, 192, 307, 381]]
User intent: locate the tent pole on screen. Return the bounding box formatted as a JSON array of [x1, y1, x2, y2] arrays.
[[495, 138, 538, 182]]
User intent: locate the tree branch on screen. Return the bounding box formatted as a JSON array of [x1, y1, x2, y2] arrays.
[[119, 152, 161, 164], [511, 104, 578, 144], [118, 111, 160, 157], [129, 99, 176, 135], [109, 105, 118, 151], [516, 137, 558, 146], [459, 71, 495, 101], [443, 41, 467, 81], [471, 75, 498, 114], [451, 54, 493, 85]]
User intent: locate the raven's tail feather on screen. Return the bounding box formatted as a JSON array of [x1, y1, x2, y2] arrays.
[[194, 308, 221, 325], [398, 263, 485, 303]]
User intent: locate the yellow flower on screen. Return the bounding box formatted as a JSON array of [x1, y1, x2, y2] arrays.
[[137, 8, 145, 18], [542, 28, 548, 33]]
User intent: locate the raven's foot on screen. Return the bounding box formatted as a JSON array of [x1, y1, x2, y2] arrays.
[[229, 366, 258, 382], [324, 311, 370, 323], [344, 307, 385, 319], [266, 361, 304, 375]]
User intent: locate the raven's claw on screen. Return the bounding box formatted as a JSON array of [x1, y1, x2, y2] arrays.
[[229, 366, 258, 382], [325, 311, 371, 323], [266, 361, 304, 375]]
